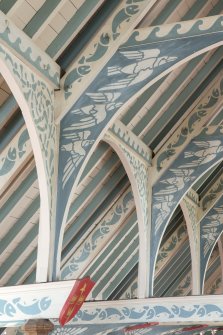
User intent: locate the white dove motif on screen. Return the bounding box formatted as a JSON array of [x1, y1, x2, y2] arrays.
[[61, 130, 94, 188], [153, 195, 175, 233], [100, 49, 177, 90], [202, 227, 219, 256], [64, 92, 122, 130], [205, 206, 223, 227], [155, 169, 196, 195], [181, 140, 223, 168]]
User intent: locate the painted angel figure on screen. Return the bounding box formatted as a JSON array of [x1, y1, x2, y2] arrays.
[[182, 140, 223, 168], [61, 130, 94, 189], [100, 48, 177, 90], [64, 92, 122, 130]]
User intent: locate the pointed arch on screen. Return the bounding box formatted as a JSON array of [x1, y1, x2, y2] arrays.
[[54, 15, 223, 280], [151, 129, 223, 295], [0, 44, 56, 282]]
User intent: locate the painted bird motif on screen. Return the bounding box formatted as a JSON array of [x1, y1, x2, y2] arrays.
[[100, 49, 177, 90], [205, 206, 223, 226], [155, 169, 196, 195], [181, 140, 223, 168], [202, 226, 219, 256], [153, 195, 175, 233], [61, 130, 94, 188], [64, 92, 122, 131]]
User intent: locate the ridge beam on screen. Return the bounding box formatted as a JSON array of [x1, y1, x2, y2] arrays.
[[0, 10, 60, 87]]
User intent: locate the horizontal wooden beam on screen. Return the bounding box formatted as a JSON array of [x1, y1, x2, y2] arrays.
[[0, 280, 75, 326], [2, 282, 223, 326], [71, 295, 223, 325]]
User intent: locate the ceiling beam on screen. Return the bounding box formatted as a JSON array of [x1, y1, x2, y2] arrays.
[[200, 192, 223, 291], [0, 280, 75, 327], [2, 281, 223, 326]]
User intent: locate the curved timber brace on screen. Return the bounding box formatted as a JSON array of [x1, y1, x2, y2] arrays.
[[104, 120, 152, 298], [0, 44, 57, 283], [54, 15, 223, 280], [180, 190, 201, 295], [180, 171, 223, 295], [200, 182, 223, 292], [151, 126, 223, 296]]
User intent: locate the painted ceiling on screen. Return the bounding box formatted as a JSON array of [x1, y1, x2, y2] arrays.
[[1, 1, 223, 335]]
